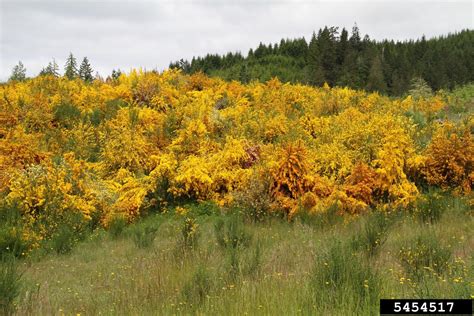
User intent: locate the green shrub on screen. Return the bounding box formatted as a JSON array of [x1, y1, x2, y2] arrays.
[[181, 216, 199, 250], [42, 211, 91, 255], [310, 241, 380, 312], [85, 209, 104, 233], [445, 195, 470, 216], [182, 266, 212, 305], [49, 225, 76, 255], [214, 218, 226, 248], [244, 240, 262, 278], [351, 211, 393, 257], [413, 191, 446, 224], [0, 226, 29, 258], [87, 98, 125, 127], [0, 204, 30, 258], [53, 102, 81, 129], [214, 215, 252, 250], [108, 216, 128, 239], [398, 231, 452, 279], [227, 248, 240, 281], [295, 203, 342, 229], [187, 201, 221, 216], [446, 83, 474, 114], [0, 255, 22, 314], [130, 224, 159, 249], [214, 215, 253, 281]]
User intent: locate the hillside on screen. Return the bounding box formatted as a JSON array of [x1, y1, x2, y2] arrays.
[[0, 70, 473, 314]]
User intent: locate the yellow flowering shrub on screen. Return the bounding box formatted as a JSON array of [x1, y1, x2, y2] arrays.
[[108, 169, 154, 222], [0, 69, 468, 238], [373, 131, 418, 206], [102, 107, 159, 172], [6, 153, 103, 240]]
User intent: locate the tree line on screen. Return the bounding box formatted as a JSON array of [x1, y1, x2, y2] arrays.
[[170, 25, 473, 95], [8, 26, 473, 95], [8, 54, 124, 83]]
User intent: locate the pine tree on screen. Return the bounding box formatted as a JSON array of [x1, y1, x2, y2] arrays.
[[39, 59, 60, 77], [51, 59, 60, 76], [64, 53, 78, 79], [306, 32, 325, 86], [111, 69, 122, 80], [408, 77, 432, 99], [317, 26, 338, 86], [254, 43, 267, 59], [239, 63, 250, 84], [9, 61, 27, 81], [178, 59, 191, 73], [390, 71, 405, 96], [337, 28, 349, 64], [366, 54, 387, 93], [337, 51, 358, 87], [247, 48, 254, 59], [349, 23, 361, 51], [79, 57, 94, 83]]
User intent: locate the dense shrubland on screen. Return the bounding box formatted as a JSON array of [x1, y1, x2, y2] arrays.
[[0, 69, 473, 255]]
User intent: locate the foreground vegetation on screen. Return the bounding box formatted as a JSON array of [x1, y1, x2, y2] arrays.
[[0, 193, 471, 315]]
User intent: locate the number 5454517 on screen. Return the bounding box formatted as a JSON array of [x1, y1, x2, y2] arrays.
[[393, 301, 454, 313]]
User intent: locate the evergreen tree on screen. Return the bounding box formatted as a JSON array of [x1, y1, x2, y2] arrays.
[[366, 54, 387, 93], [337, 28, 349, 65], [349, 23, 361, 51], [408, 77, 433, 99], [39, 59, 60, 77], [390, 71, 405, 96], [247, 48, 254, 59], [239, 63, 250, 84], [317, 26, 338, 85], [306, 32, 325, 86], [38, 68, 48, 76], [64, 53, 78, 79], [178, 58, 191, 73], [358, 43, 373, 87], [337, 51, 358, 87], [111, 69, 122, 80], [254, 42, 267, 59], [9, 61, 27, 81], [79, 57, 94, 83]]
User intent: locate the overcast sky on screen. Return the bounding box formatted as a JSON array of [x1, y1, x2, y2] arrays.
[[0, 0, 472, 80]]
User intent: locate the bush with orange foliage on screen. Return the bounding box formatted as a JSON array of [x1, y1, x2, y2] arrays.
[[424, 127, 473, 192], [343, 162, 380, 206]]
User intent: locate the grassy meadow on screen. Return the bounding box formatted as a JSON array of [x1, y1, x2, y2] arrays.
[[2, 193, 472, 315]]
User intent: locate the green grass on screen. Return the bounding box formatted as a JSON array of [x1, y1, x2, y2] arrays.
[[9, 195, 473, 315], [0, 255, 23, 314]]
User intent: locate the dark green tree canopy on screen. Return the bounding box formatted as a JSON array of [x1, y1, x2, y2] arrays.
[[366, 54, 387, 93], [111, 69, 122, 81], [170, 26, 473, 96], [79, 57, 94, 83], [64, 53, 78, 80]]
